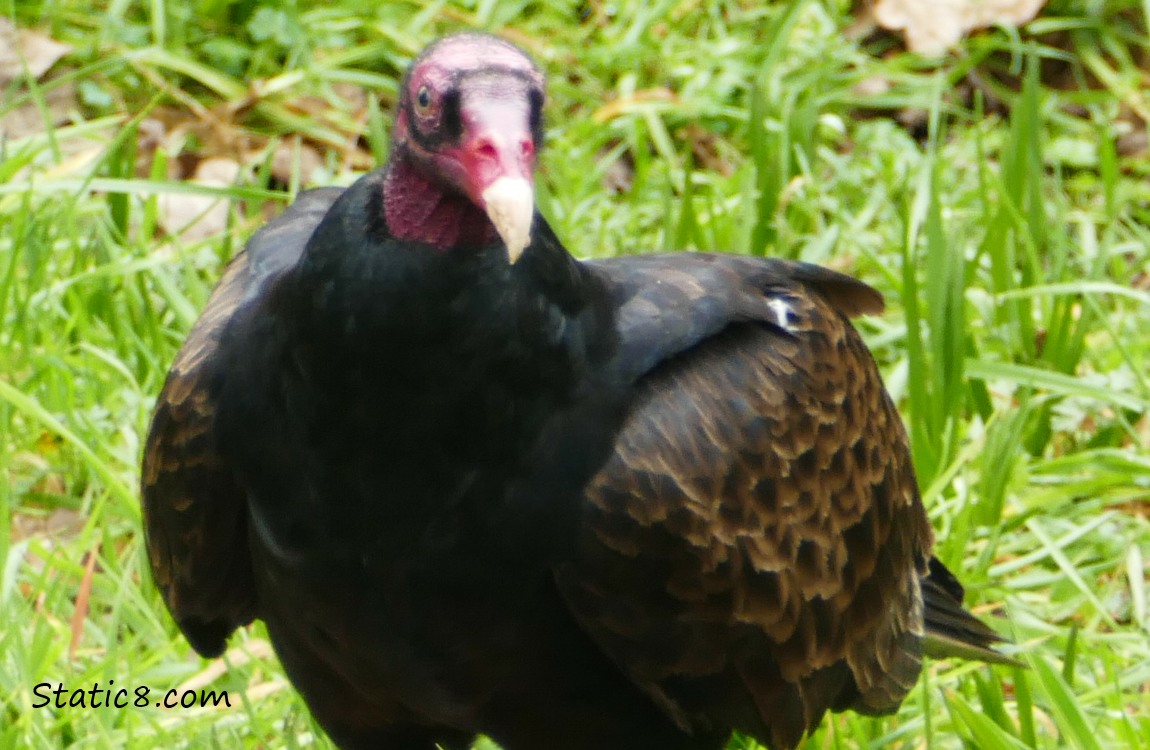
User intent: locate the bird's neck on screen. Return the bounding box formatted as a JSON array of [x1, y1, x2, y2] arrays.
[[382, 158, 499, 251]]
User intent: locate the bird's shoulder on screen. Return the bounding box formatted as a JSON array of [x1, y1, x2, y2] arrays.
[[586, 252, 883, 383], [140, 186, 344, 657]]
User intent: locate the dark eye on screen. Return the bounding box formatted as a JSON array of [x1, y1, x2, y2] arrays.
[[416, 86, 432, 110]]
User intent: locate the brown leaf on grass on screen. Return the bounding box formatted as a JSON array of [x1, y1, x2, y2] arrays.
[[0, 19, 77, 141], [598, 146, 634, 194], [679, 123, 735, 177], [270, 136, 324, 187], [10, 507, 85, 543], [1116, 106, 1148, 159], [0, 18, 72, 86], [853, 75, 893, 98], [1117, 128, 1148, 158], [1111, 499, 1149, 519], [0, 81, 76, 140], [157, 157, 243, 244], [332, 82, 369, 114], [874, 0, 1049, 55]]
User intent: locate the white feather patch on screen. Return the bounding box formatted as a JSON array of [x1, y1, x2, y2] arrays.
[[768, 298, 794, 331]]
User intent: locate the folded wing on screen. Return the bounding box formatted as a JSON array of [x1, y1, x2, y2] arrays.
[[141, 188, 343, 657], [560, 254, 933, 749]]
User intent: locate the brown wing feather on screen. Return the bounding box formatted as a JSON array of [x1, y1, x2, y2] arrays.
[[558, 278, 932, 750], [141, 253, 257, 657], [141, 186, 344, 657]]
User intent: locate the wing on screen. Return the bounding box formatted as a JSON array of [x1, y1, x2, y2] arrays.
[[559, 254, 932, 750], [586, 253, 884, 383], [141, 187, 343, 657]]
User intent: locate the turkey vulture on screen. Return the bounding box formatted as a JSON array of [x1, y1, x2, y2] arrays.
[[142, 32, 1013, 750]]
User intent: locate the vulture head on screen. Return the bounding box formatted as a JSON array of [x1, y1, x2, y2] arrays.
[[385, 33, 545, 263]]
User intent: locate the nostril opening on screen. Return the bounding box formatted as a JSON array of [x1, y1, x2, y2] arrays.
[[476, 141, 499, 160], [520, 140, 535, 158]]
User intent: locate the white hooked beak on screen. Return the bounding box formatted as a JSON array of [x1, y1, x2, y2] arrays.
[[481, 176, 535, 264]]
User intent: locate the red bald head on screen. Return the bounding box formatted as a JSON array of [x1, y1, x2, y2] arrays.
[[386, 33, 545, 261]]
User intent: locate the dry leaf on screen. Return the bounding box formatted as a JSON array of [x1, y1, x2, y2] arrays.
[[874, 0, 1048, 55], [332, 82, 368, 113], [853, 75, 893, 98], [0, 20, 77, 140], [599, 147, 634, 194], [10, 507, 86, 543], [270, 137, 324, 186], [0, 79, 77, 140], [0, 18, 72, 86], [158, 157, 242, 244]]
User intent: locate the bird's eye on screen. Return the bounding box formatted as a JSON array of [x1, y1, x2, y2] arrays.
[[416, 86, 432, 111]]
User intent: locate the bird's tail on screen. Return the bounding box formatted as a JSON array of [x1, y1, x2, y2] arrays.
[[921, 557, 1023, 667]]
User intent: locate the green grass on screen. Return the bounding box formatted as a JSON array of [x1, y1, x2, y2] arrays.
[[2, 0, 1149, 748]]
